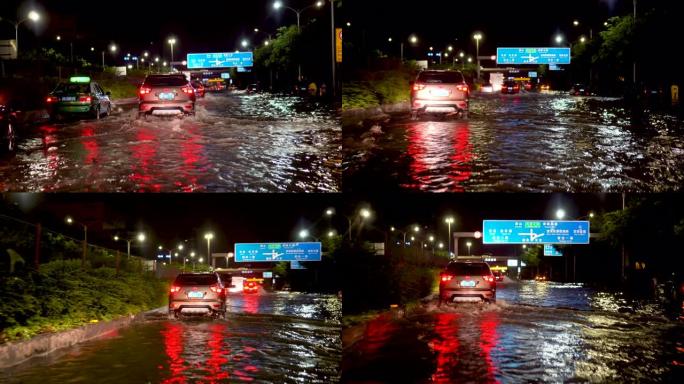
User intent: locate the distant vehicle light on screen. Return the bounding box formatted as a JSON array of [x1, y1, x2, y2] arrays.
[[70, 76, 91, 83]]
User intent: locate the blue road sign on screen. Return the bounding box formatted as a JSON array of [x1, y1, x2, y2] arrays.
[[263, 271, 273, 278], [482, 220, 590, 244], [290, 261, 306, 270], [497, 48, 571, 65], [187, 52, 253, 69], [544, 244, 563, 257], [220, 72, 230, 79], [237, 67, 251, 73], [234, 242, 322, 262], [528, 71, 538, 78]]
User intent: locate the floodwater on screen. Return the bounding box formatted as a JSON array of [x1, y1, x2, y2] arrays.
[[343, 280, 684, 383], [0, 93, 341, 192], [2, 292, 341, 383], [343, 92, 684, 192]]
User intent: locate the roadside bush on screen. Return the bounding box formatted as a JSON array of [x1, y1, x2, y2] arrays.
[[342, 81, 379, 109], [0, 259, 168, 343]]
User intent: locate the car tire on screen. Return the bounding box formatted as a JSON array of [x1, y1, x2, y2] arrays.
[[93, 105, 101, 120], [106, 104, 112, 116]]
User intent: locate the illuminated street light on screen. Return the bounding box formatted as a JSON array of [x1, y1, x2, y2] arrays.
[[56, 35, 61, 41], [474, 231, 482, 239], [158, 245, 163, 250], [167, 37, 176, 63], [4, 10, 41, 57], [325, 208, 335, 216], [110, 44, 117, 52], [346, 22, 351, 27], [241, 39, 249, 48], [360, 208, 372, 219], [190, 251, 196, 257], [390, 226, 395, 232], [466, 241, 472, 256], [447, 45, 453, 52], [556, 209, 566, 220], [459, 51, 464, 58], [580, 36, 586, 43], [204, 232, 214, 265], [409, 35, 418, 44], [328, 230, 335, 238], [467, 57, 472, 63], [473, 32, 483, 82], [573, 20, 580, 26], [199, 257, 204, 263], [589, 212, 595, 218], [90, 47, 95, 51], [428, 235, 435, 242], [299, 229, 309, 239], [178, 244, 184, 251], [388, 37, 393, 42], [555, 34, 564, 44], [438, 242, 444, 249], [445, 216, 455, 256]]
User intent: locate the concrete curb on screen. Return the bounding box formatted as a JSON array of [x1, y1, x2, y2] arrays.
[[0, 306, 166, 369]]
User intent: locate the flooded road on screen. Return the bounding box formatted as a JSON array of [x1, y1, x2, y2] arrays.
[[342, 280, 684, 383], [343, 92, 684, 192], [2, 292, 341, 383], [0, 93, 341, 192]]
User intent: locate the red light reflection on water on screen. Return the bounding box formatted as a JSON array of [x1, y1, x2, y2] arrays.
[[161, 322, 187, 384], [130, 127, 162, 192], [430, 312, 500, 383], [405, 121, 473, 191]]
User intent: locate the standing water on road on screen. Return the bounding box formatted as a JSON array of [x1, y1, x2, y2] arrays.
[[1, 292, 341, 383], [0, 93, 341, 192], [343, 93, 684, 192], [343, 280, 684, 383]]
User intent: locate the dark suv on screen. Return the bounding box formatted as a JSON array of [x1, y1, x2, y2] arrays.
[[138, 74, 196, 118], [168, 273, 227, 319], [439, 261, 496, 304]]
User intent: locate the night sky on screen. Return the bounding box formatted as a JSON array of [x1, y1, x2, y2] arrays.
[[342, 0, 674, 56], [2, 193, 624, 259], [0, 1, 331, 58]]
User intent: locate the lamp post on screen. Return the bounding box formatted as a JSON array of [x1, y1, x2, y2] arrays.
[[1, 10, 40, 58], [114, 232, 145, 259], [204, 232, 214, 265], [401, 35, 419, 62], [273, 1, 324, 81], [167, 38, 176, 66], [473, 33, 482, 83], [65, 216, 87, 266], [466, 241, 472, 256], [444, 217, 455, 257]]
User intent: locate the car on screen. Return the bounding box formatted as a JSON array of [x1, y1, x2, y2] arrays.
[[46, 76, 112, 120], [168, 273, 227, 319], [246, 84, 259, 94], [190, 80, 205, 98], [569, 83, 591, 96], [501, 80, 520, 94], [439, 261, 496, 304], [481, 83, 494, 93], [205, 78, 226, 92], [492, 270, 504, 282], [138, 74, 196, 118], [410, 70, 469, 118], [535, 275, 548, 282], [243, 280, 259, 294], [0, 103, 19, 150]]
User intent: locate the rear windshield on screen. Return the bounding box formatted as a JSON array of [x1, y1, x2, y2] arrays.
[[447, 263, 491, 275], [144, 76, 187, 86], [417, 71, 464, 84], [218, 274, 232, 284], [54, 83, 90, 94], [174, 274, 217, 286]]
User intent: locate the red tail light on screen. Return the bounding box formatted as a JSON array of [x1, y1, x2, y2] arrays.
[[483, 275, 494, 283], [413, 83, 426, 91], [440, 274, 454, 282], [170, 286, 181, 293], [209, 284, 222, 293], [456, 84, 469, 93], [181, 86, 194, 95], [46, 96, 56, 103], [79, 96, 92, 103], [139, 86, 152, 96]]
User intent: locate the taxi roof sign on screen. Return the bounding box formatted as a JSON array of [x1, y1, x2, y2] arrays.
[[69, 76, 91, 83]]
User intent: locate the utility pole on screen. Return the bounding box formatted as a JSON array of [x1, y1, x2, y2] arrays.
[[34, 223, 41, 271], [330, 0, 337, 97]]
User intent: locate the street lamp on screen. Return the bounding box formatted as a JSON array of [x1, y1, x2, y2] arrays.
[[573, 20, 580, 26], [1, 10, 40, 58], [65, 216, 88, 266], [556, 209, 566, 220], [167, 37, 176, 63], [444, 217, 455, 256], [241, 39, 249, 48], [360, 209, 371, 219], [473, 32, 483, 82], [466, 241, 472, 256], [114, 232, 145, 259], [273, 1, 324, 81], [299, 229, 309, 239], [555, 34, 564, 44], [204, 232, 214, 263]]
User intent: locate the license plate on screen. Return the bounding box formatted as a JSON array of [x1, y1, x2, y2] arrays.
[[187, 291, 203, 298], [508, 88, 513, 91], [460, 280, 476, 288], [159, 93, 175, 100], [431, 89, 449, 97], [579, 89, 585, 92], [62, 96, 76, 101]]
